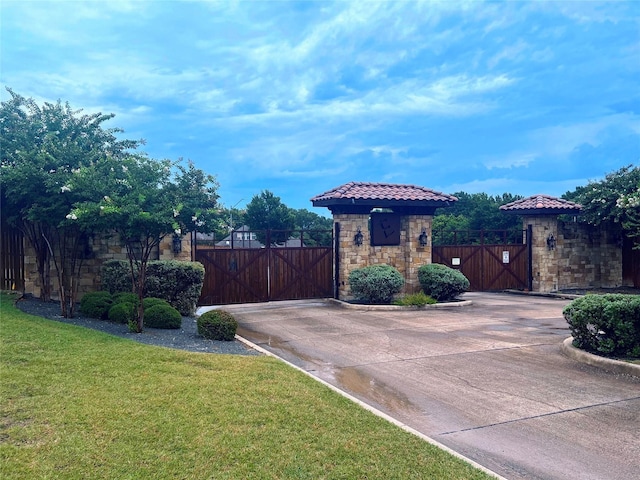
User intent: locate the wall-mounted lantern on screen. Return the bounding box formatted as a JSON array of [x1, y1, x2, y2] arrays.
[[172, 233, 182, 254], [418, 228, 428, 247], [546, 233, 556, 251], [354, 226, 364, 247]]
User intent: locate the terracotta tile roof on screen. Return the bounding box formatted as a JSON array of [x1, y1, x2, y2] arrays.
[[500, 194, 582, 214], [311, 182, 457, 203]]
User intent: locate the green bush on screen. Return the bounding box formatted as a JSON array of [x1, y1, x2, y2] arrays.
[[108, 302, 136, 325], [393, 291, 437, 307], [79, 291, 113, 319], [101, 260, 204, 316], [563, 294, 640, 357], [101, 260, 133, 294], [144, 304, 182, 329], [143, 297, 170, 309], [418, 263, 469, 301], [348, 264, 405, 304], [197, 310, 238, 341], [112, 292, 139, 306], [145, 261, 205, 316]]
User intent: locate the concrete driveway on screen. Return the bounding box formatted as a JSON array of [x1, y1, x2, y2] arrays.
[[221, 293, 640, 480]]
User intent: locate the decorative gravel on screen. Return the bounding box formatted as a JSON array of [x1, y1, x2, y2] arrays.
[[14, 296, 260, 356]]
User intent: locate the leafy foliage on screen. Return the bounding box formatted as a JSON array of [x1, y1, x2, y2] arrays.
[[348, 265, 405, 304], [69, 152, 218, 331], [563, 294, 640, 357], [245, 190, 295, 245], [108, 302, 136, 325], [144, 304, 182, 329], [434, 192, 523, 235], [197, 310, 238, 341], [418, 264, 470, 301], [79, 291, 113, 319], [0, 88, 141, 313], [563, 165, 640, 247], [101, 260, 204, 316]]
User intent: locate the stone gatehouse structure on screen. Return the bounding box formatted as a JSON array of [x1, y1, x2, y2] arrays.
[[501, 194, 633, 292], [311, 182, 457, 300]]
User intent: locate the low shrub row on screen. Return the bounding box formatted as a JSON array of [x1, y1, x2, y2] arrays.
[[80, 291, 182, 329], [563, 294, 640, 358], [100, 260, 204, 316]]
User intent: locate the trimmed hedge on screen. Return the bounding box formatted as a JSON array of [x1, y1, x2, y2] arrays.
[[563, 294, 640, 358], [108, 302, 136, 325], [418, 263, 469, 301], [144, 304, 182, 329], [197, 310, 238, 341], [80, 291, 113, 319], [101, 260, 204, 316], [348, 264, 405, 304]]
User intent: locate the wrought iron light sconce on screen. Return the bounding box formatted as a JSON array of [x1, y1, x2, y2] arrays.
[[354, 226, 364, 247], [418, 228, 428, 247], [546, 233, 556, 251], [172, 233, 182, 254]]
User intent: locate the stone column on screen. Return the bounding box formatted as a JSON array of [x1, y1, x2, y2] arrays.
[[334, 213, 434, 300], [527, 215, 559, 292]]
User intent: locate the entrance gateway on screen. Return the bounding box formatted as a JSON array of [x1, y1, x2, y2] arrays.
[[196, 183, 637, 305]]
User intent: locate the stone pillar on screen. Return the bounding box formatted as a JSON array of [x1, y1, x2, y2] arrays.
[[334, 213, 433, 300], [527, 215, 559, 292]]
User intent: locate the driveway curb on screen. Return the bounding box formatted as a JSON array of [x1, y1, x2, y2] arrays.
[[561, 337, 640, 377], [328, 298, 473, 310], [234, 333, 507, 480]]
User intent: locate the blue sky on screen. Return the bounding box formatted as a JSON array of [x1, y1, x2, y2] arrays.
[[2, 1, 638, 212]]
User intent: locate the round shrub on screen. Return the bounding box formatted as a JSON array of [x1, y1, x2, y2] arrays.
[[144, 304, 182, 329], [108, 302, 136, 324], [418, 263, 469, 302], [112, 292, 139, 306], [80, 291, 113, 319], [348, 264, 405, 304], [563, 294, 640, 357], [197, 310, 238, 341], [143, 297, 170, 310]]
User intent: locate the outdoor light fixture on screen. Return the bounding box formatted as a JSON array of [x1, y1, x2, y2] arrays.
[[172, 233, 182, 254], [354, 226, 364, 246], [418, 228, 428, 247], [547, 233, 556, 251]]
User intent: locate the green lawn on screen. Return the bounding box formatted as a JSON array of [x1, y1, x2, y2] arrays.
[[1, 293, 491, 479]]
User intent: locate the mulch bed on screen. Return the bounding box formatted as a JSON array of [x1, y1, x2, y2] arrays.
[[13, 295, 260, 356]]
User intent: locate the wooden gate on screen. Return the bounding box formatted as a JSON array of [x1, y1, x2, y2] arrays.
[[0, 221, 25, 291], [195, 229, 333, 305], [432, 229, 531, 291]]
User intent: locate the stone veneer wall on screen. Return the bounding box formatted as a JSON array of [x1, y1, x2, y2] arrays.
[[526, 216, 623, 292], [334, 213, 433, 300], [23, 232, 193, 301], [557, 221, 622, 289]]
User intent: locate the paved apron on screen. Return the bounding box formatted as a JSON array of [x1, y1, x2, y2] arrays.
[[221, 293, 640, 480]]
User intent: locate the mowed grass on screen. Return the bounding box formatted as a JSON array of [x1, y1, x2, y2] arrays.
[[1, 293, 490, 480]]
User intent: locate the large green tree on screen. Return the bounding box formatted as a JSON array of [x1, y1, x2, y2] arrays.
[[563, 165, 640, 247], [244, 190, 295, 245], [433, 192, 523, 244], [0, 88, 140, 314], [69, 156, 219, 332]]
